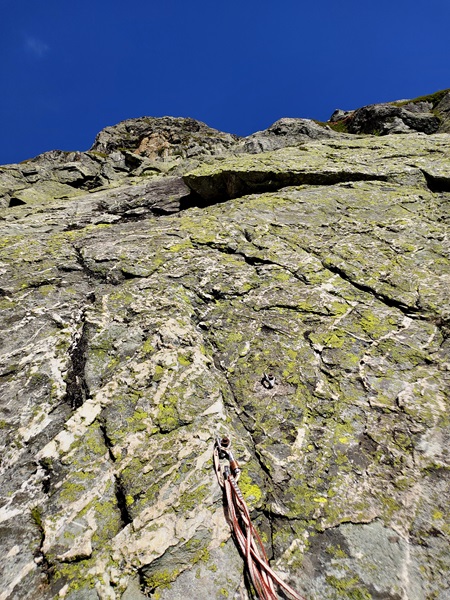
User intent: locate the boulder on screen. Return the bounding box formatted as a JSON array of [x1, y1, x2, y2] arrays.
[[329, 108, 354, 122], [346, 103, 440, 135], [329, 89, 450, 136], [239, 117, 336, 153]]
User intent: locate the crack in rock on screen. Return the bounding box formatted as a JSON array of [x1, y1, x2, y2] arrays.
[[65, 310, 91, 409]]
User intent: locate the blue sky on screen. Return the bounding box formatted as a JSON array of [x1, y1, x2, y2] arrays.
[[1, 0, 449, 165]]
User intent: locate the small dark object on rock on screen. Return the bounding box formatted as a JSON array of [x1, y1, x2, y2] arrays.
[[261, 372, 276, 389]]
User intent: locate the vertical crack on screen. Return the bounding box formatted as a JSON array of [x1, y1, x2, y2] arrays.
[[99, 420, 133, 526], [114, 475, 133, 526], [65, 316, 90, 409], [73, 245, 101, 280], [39, 458, 53, 495], [31, 506, 54, 583], [99, 420, 115, 462]]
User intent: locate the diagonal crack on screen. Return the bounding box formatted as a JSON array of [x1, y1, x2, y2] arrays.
[[298, 248, 422, 318], [73, 245, 108, 282]]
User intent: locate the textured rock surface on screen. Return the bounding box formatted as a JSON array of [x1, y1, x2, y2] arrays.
[[435, 91, 450, 133], [0, 99, 449, 600], [329, 89, 450, 136], [90, 116, 239, 162], [346, 103, 440, 135], [237, 118, 336, 153]]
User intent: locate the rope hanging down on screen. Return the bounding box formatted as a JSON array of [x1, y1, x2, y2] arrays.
[[213, 436, 306, 600]]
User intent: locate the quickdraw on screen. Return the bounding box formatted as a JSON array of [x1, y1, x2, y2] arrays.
[[213, 436, 306, 600]]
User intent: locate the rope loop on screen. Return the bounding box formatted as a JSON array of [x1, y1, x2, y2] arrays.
[[213, 436, 306, 600]]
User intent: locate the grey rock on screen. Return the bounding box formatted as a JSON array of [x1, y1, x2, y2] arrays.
[[346, 103, 440, 135], [121, 578, 148, 600], [239, 117, 336, 153], [436, 90, 450, 133], [0, 97, 449, 600], [151, 540, 247, 600], [328, 90, 450, 136], [399, 100, 433, 113], [329, 109, 354, 122], [90, 116, 239, 161]]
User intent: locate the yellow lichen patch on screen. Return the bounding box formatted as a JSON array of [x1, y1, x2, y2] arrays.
[[238, 469, 263, 505]]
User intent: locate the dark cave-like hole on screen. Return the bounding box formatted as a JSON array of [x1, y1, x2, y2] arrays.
[[9, 197, 27, 207]]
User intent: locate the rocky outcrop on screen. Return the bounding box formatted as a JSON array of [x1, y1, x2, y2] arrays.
[[184, 134, 450, 200], [90, 116, 239, 162], [0, 149, 172, 210], [329, 89, 450, 136], [237, 118, 336, 153], [0, 118, 240, 210], [0, 99, 449, 600], [345, 102, 440, 135], [435, 91, 450, 133]]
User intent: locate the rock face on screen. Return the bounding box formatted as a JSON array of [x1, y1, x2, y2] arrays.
[[330, 89, 450, 136], [237, 118, 336, 153], [90, 116, 239, 162], [346, 102, 440, 135], [0, 94, 449, 600]]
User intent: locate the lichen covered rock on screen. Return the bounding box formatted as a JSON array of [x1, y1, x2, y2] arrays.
[[0, 107, 449, 600]]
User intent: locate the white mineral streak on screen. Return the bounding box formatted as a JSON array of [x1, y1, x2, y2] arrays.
[[0, 561, 36, 600], [209, 506, 233, 547], [201, 396, 226, 418], [0, 505, 22, 524], [12, 309, 96, 445], [289, 426, 306, 458], [37, 397, 102, 459], [6, 544, 20, 557], [0, 468, 46, 523], [115, 518, 176, 565], [57, 529, 94, 562]]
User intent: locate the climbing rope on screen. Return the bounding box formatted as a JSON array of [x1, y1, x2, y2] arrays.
[[213, 436, 306, 600]]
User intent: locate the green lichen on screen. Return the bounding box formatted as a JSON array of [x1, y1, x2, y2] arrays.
[[59, 482, 86, 503], [178, 484, 209, 512], [238, 469, 263, 505], [144, 568, 179, 591], [168, 240, 193, 252], [326, 544, 348, 559], [178, 353, 192, 366], [311, 329, 346, 349], [326, 574, 371, 599], [153, 365, 165, 382], [142, 339, 156, 355], [54, 560, 103, 595], [155, 397, 180, 433], [127, 408, 150, 432]]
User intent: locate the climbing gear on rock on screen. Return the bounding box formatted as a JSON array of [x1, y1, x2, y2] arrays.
[[213, 437, 305, 600], [262, 372, 276, 389]]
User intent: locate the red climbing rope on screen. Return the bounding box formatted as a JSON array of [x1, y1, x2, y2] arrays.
[[213, 436, 306, 600]]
